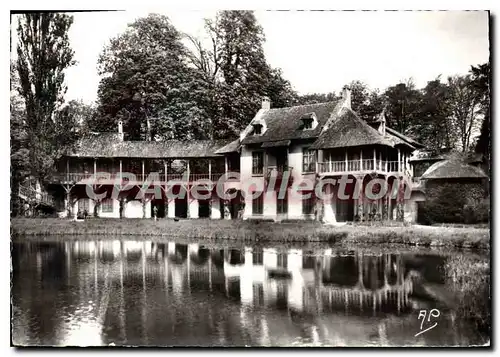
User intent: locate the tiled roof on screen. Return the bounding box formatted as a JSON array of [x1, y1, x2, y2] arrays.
[[421, 159, 487, 180], [385, 127, 425, 149], [67, 133, 231, 158], [214, 138, 240, 154], [240, 100, 342, 145], [310, 107, 401, 149]]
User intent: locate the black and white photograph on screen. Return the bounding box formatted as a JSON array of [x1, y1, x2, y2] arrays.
[[9, 8, 491, 348]]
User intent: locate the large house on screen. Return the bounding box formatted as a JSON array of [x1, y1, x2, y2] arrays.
[[45, 87, 425, 223]]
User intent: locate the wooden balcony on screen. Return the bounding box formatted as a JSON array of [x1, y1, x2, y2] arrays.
[[318, 160, 408, 176], [48, 172, 228, 184]]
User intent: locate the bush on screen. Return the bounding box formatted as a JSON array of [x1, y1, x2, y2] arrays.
[[463, 199, 490, 224], [444, 256, 491, 339], [420, 182, 488, 224]]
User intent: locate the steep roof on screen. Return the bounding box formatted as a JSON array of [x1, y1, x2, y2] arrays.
[[67, 133, 231, 159], [310, 107, 414, 149], [240, 100, 342, 145], [421, 159, 487, 180], [214, 138, 240, 154], [385, 127, 425, 149]]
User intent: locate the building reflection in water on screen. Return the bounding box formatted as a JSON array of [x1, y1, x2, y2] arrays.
[[13, 240, 459, 346]]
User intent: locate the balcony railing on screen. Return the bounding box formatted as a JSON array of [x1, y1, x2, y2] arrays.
[[49, 172, 226, 184], [318, 160, 405, 175]]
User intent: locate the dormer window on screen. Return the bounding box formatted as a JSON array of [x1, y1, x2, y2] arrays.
[[303, 118, 313, 130], [253, 124, 263, 135], [300, 113, 318, 130]]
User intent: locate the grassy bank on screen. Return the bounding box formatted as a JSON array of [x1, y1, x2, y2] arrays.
[[11, 218, 490, 249]]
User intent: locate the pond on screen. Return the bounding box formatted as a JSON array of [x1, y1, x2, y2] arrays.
[[11, 238, 490, 347]]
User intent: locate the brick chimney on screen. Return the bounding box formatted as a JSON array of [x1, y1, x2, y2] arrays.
[[342, 86, 351, 109], [262, 96, 271, 110], [118, 120, 124, 141]]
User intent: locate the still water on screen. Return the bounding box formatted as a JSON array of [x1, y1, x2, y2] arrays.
[[11, 239, 489, 347]]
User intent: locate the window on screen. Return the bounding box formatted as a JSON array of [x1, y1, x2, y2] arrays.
[[277, 191, 288, 214], [253, 124, 263, 135], [303, 118, 313, 130], [253, 248, 263, 265], [252, 151, 264, 175], [102, 198, 113, 213], [302, 194, 315, 215], [302, 149, 316, 173], [252, 192, 263, 215], [277, 253, 288, 269], [300, 113, 317, 130]]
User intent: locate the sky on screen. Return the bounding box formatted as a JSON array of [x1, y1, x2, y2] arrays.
[[11, 10, 490, 105]]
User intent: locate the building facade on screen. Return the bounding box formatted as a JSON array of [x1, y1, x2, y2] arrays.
[[47, 88, 424, 222]]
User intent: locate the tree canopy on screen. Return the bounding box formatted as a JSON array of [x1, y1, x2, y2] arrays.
[[15, 13, 76, 182]]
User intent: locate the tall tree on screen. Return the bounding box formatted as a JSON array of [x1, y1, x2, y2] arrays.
[[16, 13, 76, 182], [413, 78, 454, 153], [10, 63, 29, 216], [188, 11, 298, 138], [471, 63, 490, 174], [384, 79, 422, 134], [447, 75, 483, 152], [95, 14, 210, 141], [347, 80, 385, 122]]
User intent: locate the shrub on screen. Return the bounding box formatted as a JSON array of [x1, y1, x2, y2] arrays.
[[463, 199, 490, 224]]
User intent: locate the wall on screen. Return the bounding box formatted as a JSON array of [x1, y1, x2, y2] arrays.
[[241, 142, 314, 221], [125, 200, 151, 218]]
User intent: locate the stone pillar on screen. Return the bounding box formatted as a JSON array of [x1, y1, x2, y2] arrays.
[[210, 197, 222, 219], [167, 199, 176, 218], [356, 176, 364, 221], [322, 183, 336, 224], [224, 200, 232, 220], [189, 199, 199, 219]]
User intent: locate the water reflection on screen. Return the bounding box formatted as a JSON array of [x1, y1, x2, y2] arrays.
[[11, 240, 487, 346]]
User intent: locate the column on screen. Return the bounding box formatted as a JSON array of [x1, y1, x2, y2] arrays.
[[167, 199, 176, 218], [66, 158, 69, 181], [345, 150, 348, 171], [356, 176, 364, 221], [208, 159, 212, 181], [164, 160, 168, 182], [188, 199, 199, 219], [397, 148, 401, 174], [119, 159, 122, 179], [373, 148, 376, 171], [360, 149, 363, 171], [210, 197, 222, 219], [141, 159, 145, 181], [94, 159, 97, 175], [224, 156, 228, 174], [322, 183, 336, 224], [187, 160, 190, 182]]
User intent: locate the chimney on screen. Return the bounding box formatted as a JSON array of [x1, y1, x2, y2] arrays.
[[342, 86, 351, 109], [378, 108, 386, 135], [146, 118, 151, 141], [261, 96, 271, 110], [118, 120, 124, 141]]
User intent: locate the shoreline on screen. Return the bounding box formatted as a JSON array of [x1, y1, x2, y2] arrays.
[[11, 218, 490, 250]]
